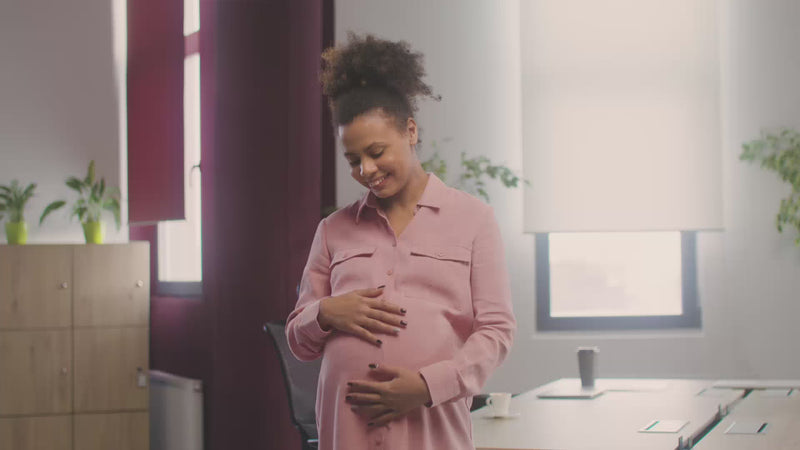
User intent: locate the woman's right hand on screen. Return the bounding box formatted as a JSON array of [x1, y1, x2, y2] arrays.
[[317, 287, 407, 346]]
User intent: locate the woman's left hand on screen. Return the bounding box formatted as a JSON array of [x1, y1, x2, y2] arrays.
[[346, 364, 433, 427]]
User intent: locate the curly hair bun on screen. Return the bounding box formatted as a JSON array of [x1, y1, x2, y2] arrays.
[[321, 33, 439, 127]]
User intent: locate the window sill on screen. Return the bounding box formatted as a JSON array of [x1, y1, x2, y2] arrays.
[[156, 281, 203, 299]]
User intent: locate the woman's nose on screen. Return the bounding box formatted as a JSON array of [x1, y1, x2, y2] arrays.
[[360, 159, 377, 177]]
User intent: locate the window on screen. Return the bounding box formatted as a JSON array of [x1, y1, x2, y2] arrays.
[[536, 232, 700, 331], [521, 1, 720, 331], [156, 0, 202, 297]]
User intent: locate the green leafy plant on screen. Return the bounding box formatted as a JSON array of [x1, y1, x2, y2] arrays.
[[0, 180, 37, 223], [320, 141, 529, 217], [40, 160, 121, 229], [740, 128, 800, 245], [421, 140, 528, 203]]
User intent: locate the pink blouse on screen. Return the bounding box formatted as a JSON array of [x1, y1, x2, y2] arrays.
[[286, 173, 516, 450]]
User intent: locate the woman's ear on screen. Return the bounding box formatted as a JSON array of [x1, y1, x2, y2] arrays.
[[407, 117, 419, 146]]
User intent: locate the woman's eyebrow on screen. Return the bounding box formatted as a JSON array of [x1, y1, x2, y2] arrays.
[[344, 142, 386, 157]]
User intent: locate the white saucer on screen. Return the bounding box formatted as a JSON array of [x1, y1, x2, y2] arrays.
[[484, 412, 520, 419]]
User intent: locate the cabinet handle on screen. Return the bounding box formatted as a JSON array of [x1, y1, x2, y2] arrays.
[[59, 282, 68, 289], [137, 367, 147, 388], [136, 280, 144, 288]]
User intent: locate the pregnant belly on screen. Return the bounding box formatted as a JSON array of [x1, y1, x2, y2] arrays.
[[321, 333, 383, 386], [320, 295, 467, 386], [381, 298, 464, 369]]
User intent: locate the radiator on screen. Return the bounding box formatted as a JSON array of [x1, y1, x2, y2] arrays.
[[150, 370, 204, 450]]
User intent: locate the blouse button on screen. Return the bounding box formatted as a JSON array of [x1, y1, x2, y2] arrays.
[[386, 269, 393, 276]]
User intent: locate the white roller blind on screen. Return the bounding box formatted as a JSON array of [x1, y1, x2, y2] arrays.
[[521, 0, 722, 232]]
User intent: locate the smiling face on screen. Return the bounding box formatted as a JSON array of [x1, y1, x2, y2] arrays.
[[339, 109, 424, 201]]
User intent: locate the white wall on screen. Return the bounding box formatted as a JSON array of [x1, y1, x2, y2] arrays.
[[336, 0, 800, 393], [0, 0, 128, 244]]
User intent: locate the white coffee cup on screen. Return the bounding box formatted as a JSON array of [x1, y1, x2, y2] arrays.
[[485, 392, 512, 416], [577, 346, 599, 388]]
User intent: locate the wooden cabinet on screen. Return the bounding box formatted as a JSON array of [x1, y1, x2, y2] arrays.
[[0, 243, 149, 450]]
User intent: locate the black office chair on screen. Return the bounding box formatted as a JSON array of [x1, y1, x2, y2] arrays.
[[264, 320, 321, 450], [470, 394, 489, 412]]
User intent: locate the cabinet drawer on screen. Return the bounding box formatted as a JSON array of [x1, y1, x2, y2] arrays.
[[75, 412, 148, 450], [73, 243, 149, 327], [74, 328, 149, 412], [0, 246, 72, 329], [0, 330, 72, 415], [0, 415, 72, 450]]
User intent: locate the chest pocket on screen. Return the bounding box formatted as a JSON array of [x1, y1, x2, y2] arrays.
[[329, 246, 377, 296], [405, 245, 472, 310]]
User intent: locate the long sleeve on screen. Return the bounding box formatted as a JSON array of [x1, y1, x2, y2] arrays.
[[286, 218, 334, 361], [418, 206, 516, 406]]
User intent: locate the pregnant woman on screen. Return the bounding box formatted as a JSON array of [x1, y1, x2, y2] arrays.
[[286, 33, 516, 450]]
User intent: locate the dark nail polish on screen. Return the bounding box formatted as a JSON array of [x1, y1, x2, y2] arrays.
[[376, 339, 382, 346], [400, 320, 407, 326], [368, 422, 374, 427], [369, 363, 378, 369], [400, 308, 407, 314], [346, 396, 353, 401], [377, 285, 385, 289], [346, 382, 353, 387]]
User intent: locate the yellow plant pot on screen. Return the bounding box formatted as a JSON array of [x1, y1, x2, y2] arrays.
[[4, 221, 28, 245], [82, 221, 105, 244]]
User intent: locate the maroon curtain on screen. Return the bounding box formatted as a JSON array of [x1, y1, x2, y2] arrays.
[[127, 0, 184, 223], [139, 1, 333, 448], [200, 1, 330, 449]]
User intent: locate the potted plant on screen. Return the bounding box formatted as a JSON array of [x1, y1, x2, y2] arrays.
[[40, 160, 121, 244], [0, 180, 37, 245], [740, 128, 800, 245]]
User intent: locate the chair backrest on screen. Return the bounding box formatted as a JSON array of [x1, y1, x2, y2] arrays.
[[264, 320, 321, 440]]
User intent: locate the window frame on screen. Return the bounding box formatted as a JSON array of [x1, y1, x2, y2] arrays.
[[535, 231, 701, 331], [153, 8, 202, 299], [156, 280, 202, 298]]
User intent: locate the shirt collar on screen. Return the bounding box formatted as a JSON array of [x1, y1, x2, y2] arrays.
[[355, 173, 445, 224]]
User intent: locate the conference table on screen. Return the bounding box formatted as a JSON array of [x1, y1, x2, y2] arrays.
[[692, 383, 800, 449], [471, 378, 745, 450]]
